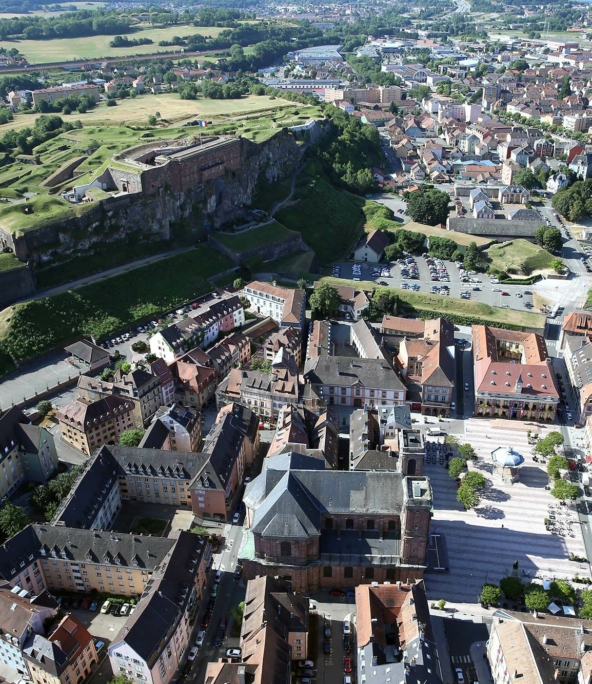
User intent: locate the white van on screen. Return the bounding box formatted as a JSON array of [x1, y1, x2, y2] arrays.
[[426, 427, 445, 436]]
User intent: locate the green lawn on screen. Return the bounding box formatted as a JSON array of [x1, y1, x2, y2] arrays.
[[320, 276, 546, 331], [252, 176, 293, 213], [276, 163, 365, 265], [0, 246, 231, 363], [129, 517, 168, 536], [0, 252, 26, 272], [485, 239, 555, 275], [214, 221, 297, 253], [1, 24, 227, 64], [261, 248, 316, 278]]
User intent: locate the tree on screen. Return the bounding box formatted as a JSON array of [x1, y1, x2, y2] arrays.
[[480, 584, 501, 607], [297, 278, 307, 290], [581, 590, 592, 619], [535, 437, 558, 458], [552, 479, 579, 501], [500, 576, 523, 600], [463, 242, 482, 271], [406, 188, 450, 226], [119, 429, 146, 447], [558, 75, 572, 100], [457, 483, 480, 510], [535, 225, 562, 253], [546, 431, 564, 446], [444, 435, 460, 447], [449, 457, 466, 479], [131, 341, 148, 353], [550, 258, 564, 273], [0, 499, 29, 539], [458, 443, 477, 461], [547, 455, 569, 479], [513, 168, 540, 190], [389, 100, 399, 115], [233, 278, 245, 289], [550, 579, 576, 604], [310, 283, 342, 319], [570, 198, 586, 222], [37, 400, 53, 417], [524, 585, 549, 612], [230, 600, 245, 625], [109, 676, 132, 684], [147, 115, 157, 126], [463, 471, 486, 490]]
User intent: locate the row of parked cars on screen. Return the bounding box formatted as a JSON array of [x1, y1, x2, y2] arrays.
[[100, 599, 134, 616]]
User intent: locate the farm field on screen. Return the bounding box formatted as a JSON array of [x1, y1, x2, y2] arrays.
[[0, 1, 107, 16], [0, 246, 232, 363], [0, 24, 227, 63]]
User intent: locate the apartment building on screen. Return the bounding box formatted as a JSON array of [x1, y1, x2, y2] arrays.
[[0, 525, 177, 598], [562, 336, 592, 424], [57, 396, 136, 455], [0, 583, 59, 677], [473, 325, 559, 421], [303, 356, 406, 409], [242, 282, 306, 330], [168, 348, 218, 411], [0, 407, 58, 497], [355, 581, 443, 684], [264, 327, 302, 366], [31, 84, 100, 106], [109, 532, 209, 684], [77, 368, 162, 426], [150, 359, 176, 407], [216, 349, 300, 422], [140, 404, 202, 453], [207, 332, 251, 378], [241, 452, 432, 592], [24, 614, 98, 684], [307, 320, 331, 359]]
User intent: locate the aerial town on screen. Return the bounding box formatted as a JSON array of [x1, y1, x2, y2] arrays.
[[5, 0, 592, 683]]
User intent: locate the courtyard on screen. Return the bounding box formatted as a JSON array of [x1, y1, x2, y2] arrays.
[[112, 501, 194, 537], [424, 418, 591, 607]]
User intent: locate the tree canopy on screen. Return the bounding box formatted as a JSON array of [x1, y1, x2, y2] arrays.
[[500, 575, 523, 599], [457, 483, 480, 509], [480, 584, 501, 607], [119, 429, 146, 447], [310, 283, 342, 319], [535, 225, 563, 253], [524, 584, 549, 611], [0, 499, 29, 539], [406, 188, 451, 226], [552, 479, 579, 501]]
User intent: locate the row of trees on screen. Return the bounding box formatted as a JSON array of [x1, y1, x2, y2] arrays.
[[0, 12, 134, 41], [553, 179, 592, 223], [444, 439, 484, 510], [481, 576, 576, 612]]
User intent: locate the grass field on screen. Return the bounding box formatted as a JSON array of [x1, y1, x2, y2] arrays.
[[261, 249, 316, 278], [402, 221, 490, 247], [0, 24, 226, 63], [320, 276, 546, 331], [485, 239, 555, 275], [0, 2, 107, 17], [276, 163, 365, 265], [0, 252, 26, 272], [252, 176, 293, 213], [213, 221, 297, 253], [129, 517, 168, 536], [0, 245, 231, 362]]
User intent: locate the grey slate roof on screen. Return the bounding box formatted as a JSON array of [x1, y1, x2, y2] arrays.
[[303, 356, 405, 391], [138, 419, 170, 449], [0, 525, 175, 582], [23, 634, 67, 676], [64, 339, 109, 365]]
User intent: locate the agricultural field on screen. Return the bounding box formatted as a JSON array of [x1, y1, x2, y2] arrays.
[[213, 220, 297, 253], [485, 239, 555, 275], [0, 1, 107, 17], [320, 276, 546, 331], [0, 24, 227, 64], [276, 162, 365, 265], [0, 245, 231, 363]]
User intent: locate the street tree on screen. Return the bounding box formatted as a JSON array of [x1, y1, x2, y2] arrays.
[[550, 579, 576, 604], [546, 431, 564, 446], [535, 225, 563, 253], [547, 455, 569, 479], [463, 242, 482, 271], [444, 435, 459, 447], [233, 278, 245, 289], [480, 584, 501, 607], [0, 499, 29, 539], [500, 576, 523, 600], [310, 283, 342, 319], [406, 188, 450, 226], [457, 483, 480, 510], [463, 471, 486, 490], [36, 400, 53, 417], [448, 457, 466, 479], [458, 443, 477, 461], [550, 258, 564, 273], [524, 585, 550, 612], [119, 429, 146, 447], [514, 168, 540, 189], [552, 479, 579, 501]]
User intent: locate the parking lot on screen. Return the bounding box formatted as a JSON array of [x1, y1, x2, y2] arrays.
[[332, 256, 537, 312]]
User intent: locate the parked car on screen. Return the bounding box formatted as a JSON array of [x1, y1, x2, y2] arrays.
[[232, 512, 240, 524], [298, 661, 314, 668], [95, 641, 105, 653], [214, 570, 222, 584], [329, 589, 345, 597], [119, 603, 131, 616], [89, 601, 98, 612], [344, 657, 353, 673], [81, 598, 91, 610], [343, 619, 351, 635], [100, 600, 111, 614], [455, 668, 464, 682], [188, 646, 198, 661], [196, 631, 206, 648], [233, 565, 243, 581], [226, 648, 241, 659], [323, 640, 331, 654]]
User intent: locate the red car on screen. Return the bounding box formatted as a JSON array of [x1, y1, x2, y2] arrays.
[[81, 598, 91, 610], [501, 292, 510, 296], [201, 612, 212, 629], [329, 589, 345, 597], [344, 657, 353, 674]]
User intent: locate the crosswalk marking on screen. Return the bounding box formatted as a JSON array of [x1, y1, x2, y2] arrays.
[[451, 655, 471, 663]]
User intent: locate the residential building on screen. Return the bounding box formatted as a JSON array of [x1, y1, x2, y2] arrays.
[[355, 581, 443, 684], [0, 407, 58, 495], [381, 316, 425, 337], [307, 320, 332, 359], [168, 349, 218, 411], [108, 532, 209, 684], [498, 185, 530, 204], [57, 396, 136, 455], [77, 368, 163, 426], [562, 336, 592, 424], [31, 84, 100, 106], [242, 282, 306, 330], [216, 349, 300, 422], [240, 452, 433, 592], [396, 318, 455, 416], [312, 283, 369, 321], [560, 311, 592, 350], [264, 327, 302, 367], [472, 325, 559, 421], [0, 524, 179, 598], [150, 359, 176, 407], [140, 404, 202, 453], [350, 319, 387, 361], [24, 614, 99, 684], [547, 172, 570, 194], [501, 159, 521, 185], [64, 339, 110, 373], [569, 153, 592, 180], [0, 583, 59, 678], [303, 356, 406, 409]]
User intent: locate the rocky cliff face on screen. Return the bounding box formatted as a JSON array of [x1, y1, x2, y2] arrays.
[[20, 128, 307, 266]]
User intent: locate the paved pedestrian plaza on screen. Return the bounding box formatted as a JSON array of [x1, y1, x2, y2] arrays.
[[424, 418, 591, 604]]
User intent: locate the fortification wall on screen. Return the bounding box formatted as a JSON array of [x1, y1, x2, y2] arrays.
[[0, 265, 35, 307], [208, 229, 305, 266]]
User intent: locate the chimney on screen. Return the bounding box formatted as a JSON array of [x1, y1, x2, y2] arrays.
[[237, 665, 246, 684]]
